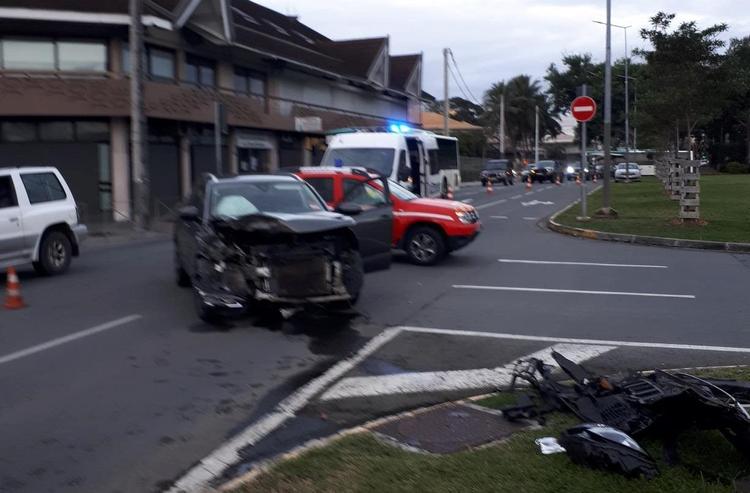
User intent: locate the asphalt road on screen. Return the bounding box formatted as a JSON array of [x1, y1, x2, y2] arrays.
[[2, 179, 750, 492]]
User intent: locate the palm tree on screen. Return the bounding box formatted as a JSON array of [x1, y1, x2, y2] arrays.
[[483, 75, 561, 159]]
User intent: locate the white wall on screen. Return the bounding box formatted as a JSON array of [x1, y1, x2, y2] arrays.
[[273, 71, 408, 121]]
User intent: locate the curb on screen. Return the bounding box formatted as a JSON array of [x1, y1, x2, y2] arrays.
[[547, 198, 750, 254]]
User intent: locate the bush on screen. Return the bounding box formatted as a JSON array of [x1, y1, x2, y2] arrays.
[[724, 161, 750, 174]]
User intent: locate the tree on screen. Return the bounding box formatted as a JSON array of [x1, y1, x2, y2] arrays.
[[427, 97, 484, 125], [546, 54, 644, 148], [635, 12, 728, 155], [723, 36, 750, 164], [483, 75, 561, 159]]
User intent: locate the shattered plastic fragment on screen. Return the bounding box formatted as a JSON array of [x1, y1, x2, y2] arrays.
[[535, 437, 566, 455]]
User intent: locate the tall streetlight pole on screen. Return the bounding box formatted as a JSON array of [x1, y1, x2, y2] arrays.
[[601, 0, 613, 213], [499, 93, 505, 157], [534, 105, 540, 164], [129, 0, 150, 229], [443, 48, 450, 136]]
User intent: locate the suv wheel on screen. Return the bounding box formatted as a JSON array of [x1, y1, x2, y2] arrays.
[[405, 226, 445, 266], [33, 231, 72, 275], [340, 250, 364, 304], [175, 253, 191, 287]]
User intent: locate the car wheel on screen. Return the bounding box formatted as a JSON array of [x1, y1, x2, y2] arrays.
[[194, 288, 222, 324], [481, 179, 487, 187], [175, 253, 191, 287], [405, 226, 445, 266], [340, 250, 364, 304], [34, 230, 72, 275]]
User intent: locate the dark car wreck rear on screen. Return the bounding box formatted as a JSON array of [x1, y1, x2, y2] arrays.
[[174, 174, 375, 323]]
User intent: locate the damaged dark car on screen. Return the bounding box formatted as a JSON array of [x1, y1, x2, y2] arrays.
[[174, 174, 392, 322]]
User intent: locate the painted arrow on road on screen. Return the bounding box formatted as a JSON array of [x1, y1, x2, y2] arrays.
[[522, 200, 554, 206]]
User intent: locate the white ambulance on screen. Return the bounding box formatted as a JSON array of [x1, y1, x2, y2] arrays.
[[321, 126, 460, 198]]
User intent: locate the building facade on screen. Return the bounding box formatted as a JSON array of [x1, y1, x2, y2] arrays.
[[0, 0, 424, 223]]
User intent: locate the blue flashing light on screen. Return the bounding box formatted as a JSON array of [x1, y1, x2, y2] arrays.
[[388, 123, 413, 133]]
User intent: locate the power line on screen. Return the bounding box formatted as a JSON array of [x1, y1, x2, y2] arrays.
[[448, 49, 481, 104], [447, 63, 474, 103]]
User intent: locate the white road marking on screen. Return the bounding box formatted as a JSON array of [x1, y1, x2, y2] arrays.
[[320, 343, 615, 401], [453, 285, 695, 299], [401, 326, 750, 353], [462, 198, 474, 204], [475, 198, 507, 210], [0, 315, 142, 366], [522, 217, 538, 220], [168, 326, 404, 493], [510, 194, 523, 199], [491, 215, 509, 219], [498, 259, 668, 269], [521, 200, 554, 206]]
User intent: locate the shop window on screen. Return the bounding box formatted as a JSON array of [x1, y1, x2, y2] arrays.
[[148, 47, 175, 80], [75, 121, 109, 142], [185, 54, 215, 87], [57, 41, 107, 72], [2, 39, 55, 70], [39, 121, 75, 142], [1, 122, 36, 142]]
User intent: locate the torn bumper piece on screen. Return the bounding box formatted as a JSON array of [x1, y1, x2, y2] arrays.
[[195, 288, 247, 316]]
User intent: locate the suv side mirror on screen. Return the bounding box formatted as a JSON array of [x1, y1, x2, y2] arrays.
[[178, 205, 201, 222], [336, 202, 364, 216]]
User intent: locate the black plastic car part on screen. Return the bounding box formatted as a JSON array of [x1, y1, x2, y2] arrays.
[[559, 423, 659, 479]]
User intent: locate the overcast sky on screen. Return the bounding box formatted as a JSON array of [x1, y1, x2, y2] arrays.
[[255, 0, 749, 104]]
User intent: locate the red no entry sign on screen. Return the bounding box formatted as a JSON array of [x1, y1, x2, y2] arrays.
[[571, 96, 597, 123]]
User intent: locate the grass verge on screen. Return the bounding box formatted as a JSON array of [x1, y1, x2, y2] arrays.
[[556, 175, 750, 243]]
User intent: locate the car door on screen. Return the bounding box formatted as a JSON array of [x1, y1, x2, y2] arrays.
[[0, 173, 28, 267], [342, 177, 393, 272], [176, 179, 208, 278]]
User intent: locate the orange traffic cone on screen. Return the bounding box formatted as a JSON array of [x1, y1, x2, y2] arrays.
[[486, 181, 493, 194], [4, 267, 25, 310], [446, 187, 454, 200], [555, 175, 561, 186], [525, 177, 532, 191], [576, 175, 581, 186], [593, 173, 598, 183]]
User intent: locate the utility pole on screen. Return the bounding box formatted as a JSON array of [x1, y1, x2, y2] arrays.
[[580, 85, 589, 219], [129, 0, 150, 229], [499, 93, 505, 157], [443, 48, 450, 136], [214, 101, 223, 175], [601, 0, 613, 213], [534, 105, 540, 163]]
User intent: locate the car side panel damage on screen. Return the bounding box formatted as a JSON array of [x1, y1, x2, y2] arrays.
[[194, 214, 362, 316], [504, 351, 750, 480]]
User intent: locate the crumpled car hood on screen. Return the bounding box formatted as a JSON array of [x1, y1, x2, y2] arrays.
[[213, 211, 356, 235]]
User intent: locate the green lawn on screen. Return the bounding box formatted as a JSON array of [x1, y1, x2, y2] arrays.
[[556, 175, 750, 243]]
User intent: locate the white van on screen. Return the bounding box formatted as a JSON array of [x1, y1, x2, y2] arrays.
[[321, 128, 461, 198], [0, 167, 87, 275]]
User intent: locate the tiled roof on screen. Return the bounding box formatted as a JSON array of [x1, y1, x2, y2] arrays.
[[421, 111, 483, 131]]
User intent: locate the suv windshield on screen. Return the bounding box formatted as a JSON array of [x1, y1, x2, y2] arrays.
[[210, 181, 325, 218], [389, 179, 418, 201], [322, 148, 395, 177]]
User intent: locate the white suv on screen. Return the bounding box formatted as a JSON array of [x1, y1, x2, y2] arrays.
[[0, 167, 87, 275]]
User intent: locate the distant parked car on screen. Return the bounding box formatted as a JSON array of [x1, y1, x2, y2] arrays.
[[614, 163, 642, 182], [480, 159, 514, 186], [0, 166, 87, 275]]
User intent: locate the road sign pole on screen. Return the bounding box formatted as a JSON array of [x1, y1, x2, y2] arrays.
[[580, 85, 588, 219]]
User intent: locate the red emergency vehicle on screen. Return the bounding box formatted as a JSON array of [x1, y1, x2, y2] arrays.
[[296, 167, 480, 265]]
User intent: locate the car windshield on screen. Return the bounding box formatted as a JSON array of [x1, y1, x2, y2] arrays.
[[389, 179, 418, 201], [617, 163, 639, 169], [210, 181, 325, 217], [322, 148, 395, 177], [486, 160, 508, 170]]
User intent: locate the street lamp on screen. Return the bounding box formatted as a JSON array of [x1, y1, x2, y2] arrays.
[[594, 19, 632, 182]]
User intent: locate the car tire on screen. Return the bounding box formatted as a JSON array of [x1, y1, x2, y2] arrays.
[[194, 288, 222, 324], [340, 250, 364, 305], [33, 230, 72, 276], [405, 226, 446, 266], [176, 254, 191, 288]]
